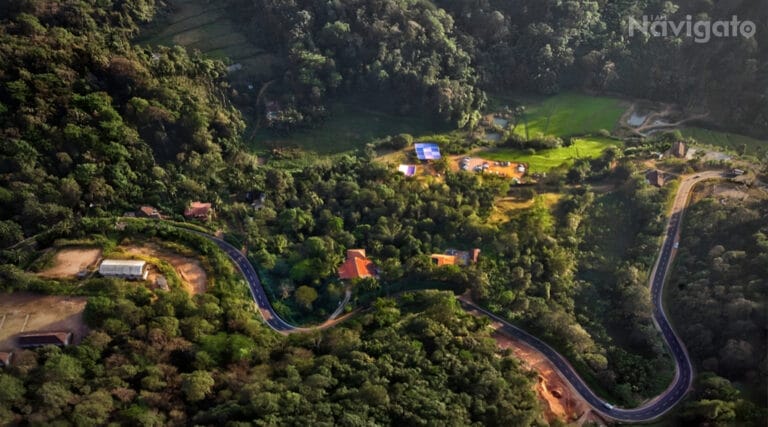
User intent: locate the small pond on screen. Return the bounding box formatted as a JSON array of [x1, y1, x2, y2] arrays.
[[493, 117, 509, 128], [627, 111, 647, 127]]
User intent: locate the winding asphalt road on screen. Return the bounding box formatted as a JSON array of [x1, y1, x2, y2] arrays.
[[200, 171, 724, 422]]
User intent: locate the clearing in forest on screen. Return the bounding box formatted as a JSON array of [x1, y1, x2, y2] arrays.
[[510, 92, 627, 139], [483, 137, 622, 172], [490, 194, 562, 223], [121, 243, 208, 295], [139, 0, 278, 79], [38, 247, 102, 278], [0, 293, 88, 351], [681, 127, 768, 157], [253, 100, 443, 154]]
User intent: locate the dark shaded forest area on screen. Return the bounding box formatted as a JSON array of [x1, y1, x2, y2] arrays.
[[232, 0, 767, 136]]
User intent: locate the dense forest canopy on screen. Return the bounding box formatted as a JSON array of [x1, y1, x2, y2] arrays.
[[0, 225, 542, 426], [669, 192, 768, 425], [232, 0, 767, 136], [229, 0, 486, 127], [0, 0, 766, 425], [0, 0, 258, 237]]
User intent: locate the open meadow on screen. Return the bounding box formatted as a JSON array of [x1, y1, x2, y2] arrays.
[[509, 92, 627, 139], [483, 137, 622, 172]]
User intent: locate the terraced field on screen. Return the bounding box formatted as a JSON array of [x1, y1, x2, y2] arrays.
[[139, 0, 279, 79]]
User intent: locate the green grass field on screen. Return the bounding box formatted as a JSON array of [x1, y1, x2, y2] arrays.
[[253, 102, 445, 154], [482, 137, 622, 172], [511, 92, 626, 139], [681, 127, 767, 157]]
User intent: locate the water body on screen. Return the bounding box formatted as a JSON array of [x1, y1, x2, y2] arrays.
[[493, 117, 509, 128], [627, 111, 647, 127]]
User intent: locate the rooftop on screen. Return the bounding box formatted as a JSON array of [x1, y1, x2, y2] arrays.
[[338, 249, 376, 280], [398, 164, 417, 177], [17, 331, 73, 348], [100, 259, 147, 267], [431, 254, 458, 266], [185, 202, 212, 218], [138, 206, 160, 217], [431, 249, 480, 267], [414, 143, 441, 161], [646, 169, 665, 187], [99, 259, 147, 277]]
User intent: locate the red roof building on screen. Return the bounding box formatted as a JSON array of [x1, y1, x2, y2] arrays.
[[184, 202, 213, 220], [137, 206, 161, 219], [430, 248, 480, 267], [338, 249, 376, 280], [431, 254, 457, 266]]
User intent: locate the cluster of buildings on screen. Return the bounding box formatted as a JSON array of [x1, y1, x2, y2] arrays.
[[336, 247, 481, 281], [398, 143, 442, 177], [646, 141, 692, 187], [398, 142, 527, 182]]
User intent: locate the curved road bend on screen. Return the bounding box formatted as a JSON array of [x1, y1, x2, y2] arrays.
[[201, 234, 297, 333], [200, 171, 724, 422]]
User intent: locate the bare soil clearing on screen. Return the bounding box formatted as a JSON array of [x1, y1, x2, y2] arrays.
[[0, 293, 88, 351], [492, 330, 606, 426], [38, 247, 102, 278], [458, 293, 604, 425], [688, 182, 768, 208], [448, 154, 527, 180], [122, 244, 208, 295]]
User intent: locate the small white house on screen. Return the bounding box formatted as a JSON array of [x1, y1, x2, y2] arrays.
[[99, 259, 148, 280]]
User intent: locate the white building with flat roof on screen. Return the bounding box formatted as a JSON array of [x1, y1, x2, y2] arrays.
[[99, 259, 148, 280]]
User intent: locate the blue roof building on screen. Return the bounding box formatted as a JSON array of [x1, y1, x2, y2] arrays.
[[414, 143, 441, 161]]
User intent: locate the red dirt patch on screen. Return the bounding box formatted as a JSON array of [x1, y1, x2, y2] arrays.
[[493, 331, 587, 423], [0, 293, 88, 351], [458, 294, 607, 425], [38, 247, 102, 278], [448, 154, 527, 180], [122, 244, 208, 295], [492, 330, 608, 426]]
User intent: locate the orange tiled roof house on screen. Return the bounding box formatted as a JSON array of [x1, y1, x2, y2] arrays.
[[338, 249, 377, 280]]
